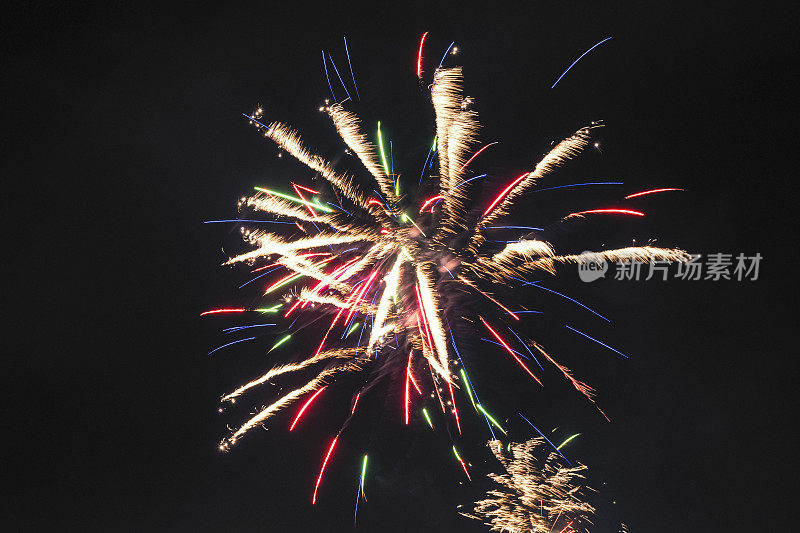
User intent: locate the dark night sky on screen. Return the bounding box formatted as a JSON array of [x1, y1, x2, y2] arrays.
[[6, 1, 797, 531]]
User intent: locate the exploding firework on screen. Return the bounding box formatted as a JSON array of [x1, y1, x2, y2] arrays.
[[461, 438, 595, 532], [204, 35, 686, 511]]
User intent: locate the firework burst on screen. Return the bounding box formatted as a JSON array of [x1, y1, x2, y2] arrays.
[[205, 35, 686, 510], [461, 438, 595, 532]]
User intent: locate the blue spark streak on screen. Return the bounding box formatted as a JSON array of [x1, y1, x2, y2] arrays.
[[223, 324, 276, 333], [326, 202, 353, 216], [565, 324, 628, 358], [445, 316, 495, 439], [485, 226, 544, 231], [327, 52, 352, 101], [480, 338, 529, 359], [519, 413, 571, 465], [531, 181, 623, 194], [204, 219, 296, 225], [507, 326, 544, 370], [208, 336, 257, 356], [451, 173, 487, 191], [354, 474, 362, 525], [238, 266, 283, 289], [322, 50, 336, 100], [551, 36, 613, 89], [419, 146, 434, 185], [343, 36, 360, 101], [437, 41, 455, 70], [511, 277, 610, 322]]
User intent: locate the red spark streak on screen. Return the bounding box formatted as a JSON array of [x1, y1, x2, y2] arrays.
[[265, 257, 334, 295], [251, 262, 280, 273], [570, 208, 645, 217], [289, 387, 326, 431], [351, 392, 361, 414], [293, 184, 320, 195], [292, 183, 319, 220], [417, 32, 429, 78], [551, 508, 564, 530], [480, 318, 542, 385], [312, 437, 338, 504], [457, 458, 471, 481], [344, 270, 379, 325], [558, 521, 574, 533], [483, 172, 528, 216], [414, 285, 435, 348], [414, 313, 431, 355], [264, 271, 301, 293], [313, 306, 346, 358], [458, 142, 498, 172], [200, 308, 246, 316], [624, 187, 683, 199], [408, 369, 422, 394], [405, 352, 412, 425], [303, 257, 362, 308], [284, 299, 303, 318], [367, 199, 391, 216], [419, 195, 444, 213]]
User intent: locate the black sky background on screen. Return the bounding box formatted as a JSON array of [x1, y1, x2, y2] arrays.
[[6, 1, 798, 531]]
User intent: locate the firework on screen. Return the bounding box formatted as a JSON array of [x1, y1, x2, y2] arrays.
[[461, 438, 594, 532], [205, 35, 686, 512]]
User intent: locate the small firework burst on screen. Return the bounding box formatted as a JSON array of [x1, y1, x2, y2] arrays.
[[461, 438, 594, 532]]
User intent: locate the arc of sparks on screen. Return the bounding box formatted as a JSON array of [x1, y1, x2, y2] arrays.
[[557, 433, 580, 450], [312, 437, 339, 504], [624, 188, 684, 199], [343, 36, 360, 101], [568, 208, 644, 217], [289, 386, 327, 431], [417, 32, 429, 78], [551, 36, 613, 89], [458, 142, 498, 172]]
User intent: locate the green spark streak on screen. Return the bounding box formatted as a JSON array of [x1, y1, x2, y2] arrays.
[[557, 433, 580, 450], [400, 214, 426, 237], [452, 445, 462, 461], [422, 407, 434, 428], [346, 322, 360, 337], [360, 455, 368, 497], [253, 187, 334, 213], [255, 304, 282, 313], [377, 121, 390, 177], [476, 404, 507, 435], [431, 136, 437, 151], [268, 334, 291, 352], [264, 273, 304, 294], [459, 369, 477, 410]]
